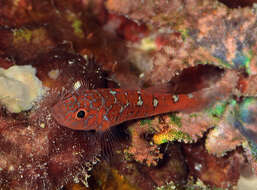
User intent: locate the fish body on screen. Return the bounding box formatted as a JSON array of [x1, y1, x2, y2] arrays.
[[52, 88, 201, 132]]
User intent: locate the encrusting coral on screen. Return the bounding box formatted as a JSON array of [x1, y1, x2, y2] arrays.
[[106, 0, 257, 83], [126, 120, 163, 166], [106, 0, 257, 177], [0, 65, 45, 113]]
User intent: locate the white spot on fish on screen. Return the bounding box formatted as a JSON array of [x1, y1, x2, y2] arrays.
[[137, 95, 143, 106], [172, 95, 179, 103], [110, 90, 117, 103], [110, 90, 117, 95], [153, 97, 158, 107], [187, 93, 193, 98], [103, 115, 108, 121], [119, 106, 124, 113]]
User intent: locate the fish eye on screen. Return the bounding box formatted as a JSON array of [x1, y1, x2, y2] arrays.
[[75, 109, 87, 119]]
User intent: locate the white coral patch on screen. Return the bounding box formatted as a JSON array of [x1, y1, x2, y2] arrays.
[[0, 65, 45, 113]]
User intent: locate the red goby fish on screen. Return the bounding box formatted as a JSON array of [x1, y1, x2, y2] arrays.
[[52, 88, 205, 132]]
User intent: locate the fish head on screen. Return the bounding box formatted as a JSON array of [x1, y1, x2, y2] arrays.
[[51, 93, 91, 131]]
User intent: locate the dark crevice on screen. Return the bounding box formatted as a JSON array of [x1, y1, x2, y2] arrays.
[[219, 0, 257, 8]]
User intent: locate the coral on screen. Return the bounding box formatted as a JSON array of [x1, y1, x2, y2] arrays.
[[126, 31, 196, 84], [89, 162, 138, 190], [205, 100, 245, 156], [0, 26, 56, 63], [151, 69, 238, 144], [105, 0, 185, 27], [153, 127, 192, 144], [206, 97, 257, 158], [126, 121, 163, 166], [106, 0, 257, 86], [0, 50, 105, 189], [0, 0, 257, 189], [140, 145, 187, 187], [89, 142, 187, 190], [152, 111, 212, 144], [0, 65, 45, 113], [183, 143, 245, 189], [243, 142, 257, 175]]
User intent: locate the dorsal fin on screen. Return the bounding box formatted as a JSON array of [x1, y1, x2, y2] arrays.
[[146, 64, 224, 94], [145, 81, 176, 94]]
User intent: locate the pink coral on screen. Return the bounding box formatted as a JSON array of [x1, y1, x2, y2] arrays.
[[206, 121, 245, 156], [127, 121, 163, 166]]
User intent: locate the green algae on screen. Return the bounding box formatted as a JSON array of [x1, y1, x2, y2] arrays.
[[232, 51, 253, 75], [189, 113, 199, 118], [67, 12, 85, 39], [178, 28, 189, 41], [172, 130, 192, 141], [155, 181, 176, 190], [140, 118, 153, 125], [72, 19, 85, 38], [153, 129, 192, 145], [244, 50, 253, 75], [216, 58, 232, 69], [207, 101, 228, 119], [169, 113, 182, 128], [13, 28, 32, 43]]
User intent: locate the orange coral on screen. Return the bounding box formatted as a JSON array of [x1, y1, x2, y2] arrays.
[[127, 121, 163, 166]]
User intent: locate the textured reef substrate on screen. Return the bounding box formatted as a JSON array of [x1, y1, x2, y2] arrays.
[[0, 0, 257, 190]]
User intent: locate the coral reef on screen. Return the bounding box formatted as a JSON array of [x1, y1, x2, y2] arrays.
[[88, 143, 187, 190], [126, 120, 163, 166], [0, 0, 257, 189], [106, 0, 257, 83], [183, 142, 245, 189], [106, 0, 257, 178], [0, 50, 105, 189], [89, 162, 138, 190]]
